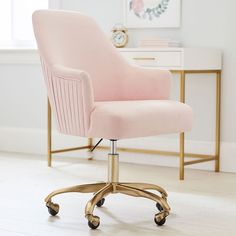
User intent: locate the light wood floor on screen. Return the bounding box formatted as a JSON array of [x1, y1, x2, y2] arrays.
[[0, 152, 236, 236]]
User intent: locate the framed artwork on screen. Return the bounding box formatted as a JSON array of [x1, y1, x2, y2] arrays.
[[124, 0, 181, 28]]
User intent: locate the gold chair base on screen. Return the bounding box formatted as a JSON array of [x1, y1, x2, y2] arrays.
[[45, 181, 170, 229], [45, 141, 170, 229]]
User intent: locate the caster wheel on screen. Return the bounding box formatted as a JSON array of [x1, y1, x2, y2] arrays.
[[156, 202, 163, 211], [96, 198, 105, 207], [154, 213, 166, 226], [46, 202, 59, 216], [88, 215, 100, 229]]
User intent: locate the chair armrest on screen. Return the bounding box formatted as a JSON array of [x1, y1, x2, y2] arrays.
[[49, 65, 94, 136], [124, 64, 172, 100], [52, 65, 90, 81]]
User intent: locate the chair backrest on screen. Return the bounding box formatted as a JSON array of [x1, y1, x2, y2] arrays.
[[32, 10, 127, 101]]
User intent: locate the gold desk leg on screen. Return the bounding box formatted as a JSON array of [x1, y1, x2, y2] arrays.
[[87, 138, 93, 160], [215, 71, 221, 172], [47, 98, 52, 167], [88, 138, 93, 148], [180, 71, 186, 180]]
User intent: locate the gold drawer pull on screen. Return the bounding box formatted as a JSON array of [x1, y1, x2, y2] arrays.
[[133, 57, 156, 61]]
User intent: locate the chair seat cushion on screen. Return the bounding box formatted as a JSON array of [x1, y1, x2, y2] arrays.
[[88, 100, 193, 139]]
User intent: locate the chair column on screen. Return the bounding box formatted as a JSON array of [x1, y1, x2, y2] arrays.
[[108, 140, 119, 183]]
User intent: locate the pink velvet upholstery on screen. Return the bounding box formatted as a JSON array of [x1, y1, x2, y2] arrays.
[[88, 100, 192, 139], [33, 10, 193, 139]]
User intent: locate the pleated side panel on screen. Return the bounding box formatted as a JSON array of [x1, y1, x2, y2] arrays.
[[40, 60, 86, 136], [53, 77, 86, 136], [41, 59, 62, 131]]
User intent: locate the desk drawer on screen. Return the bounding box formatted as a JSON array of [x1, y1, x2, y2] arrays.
[[121, 51, 182, 67]]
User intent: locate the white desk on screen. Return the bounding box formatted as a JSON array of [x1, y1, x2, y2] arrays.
[[118, 47, 221, 70], [115, 47, 222, 180]]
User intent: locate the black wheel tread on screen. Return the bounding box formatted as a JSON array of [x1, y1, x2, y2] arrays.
[[96, 198, 105, 207], [88, 220, 100, 229], [47, 206, 58, 216], [154, 216, 166, 226], [156, 202, 164, 211]]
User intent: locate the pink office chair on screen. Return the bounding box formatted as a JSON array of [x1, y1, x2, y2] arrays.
[[33, 10, 192, 229]]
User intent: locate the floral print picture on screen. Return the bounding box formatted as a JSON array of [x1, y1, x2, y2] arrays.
[[124, 0, 181, 28]]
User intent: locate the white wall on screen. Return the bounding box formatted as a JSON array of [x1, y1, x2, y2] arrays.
[[0, 0, 236, 173]]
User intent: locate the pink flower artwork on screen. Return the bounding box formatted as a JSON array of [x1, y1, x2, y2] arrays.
[[131, 0, 144, 14]]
